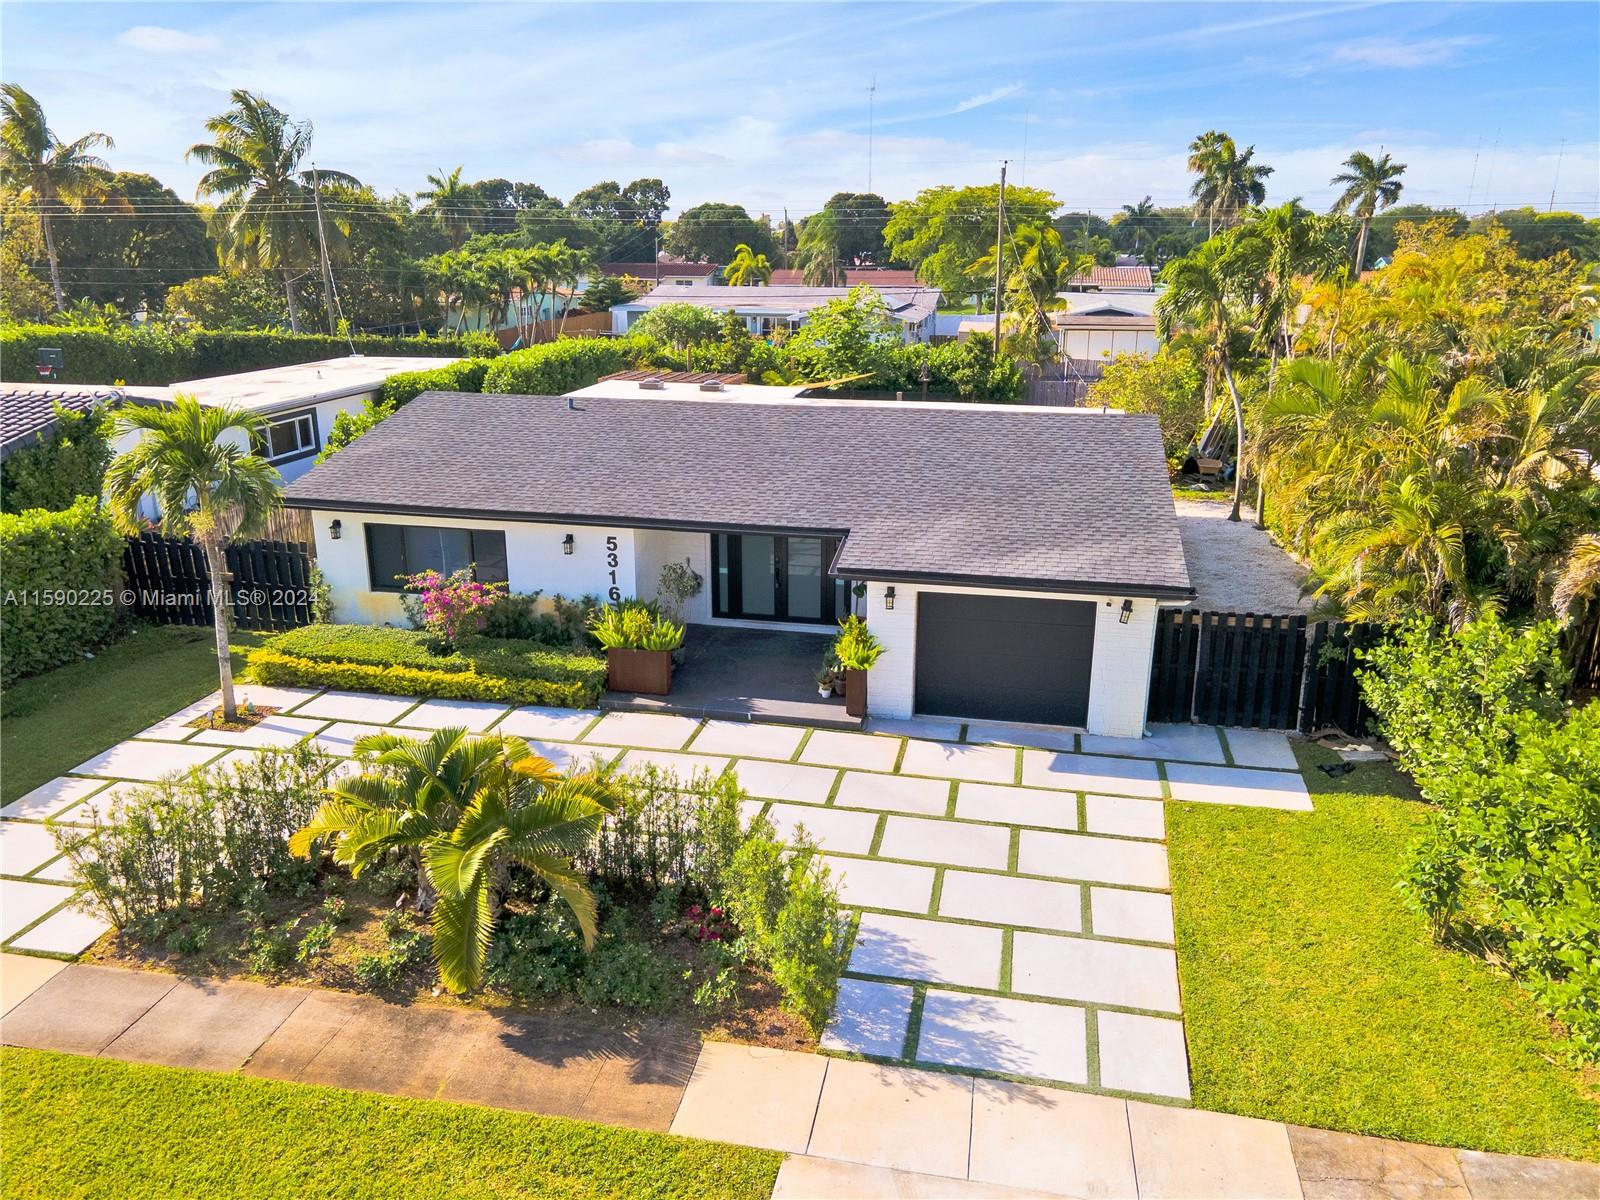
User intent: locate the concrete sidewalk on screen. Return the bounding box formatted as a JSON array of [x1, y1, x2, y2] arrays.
[[4, 960, 1597, 1199]]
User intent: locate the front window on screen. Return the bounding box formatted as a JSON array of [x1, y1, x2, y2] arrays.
[[260, 409, 319, 464], [364, 523, 509, 591]]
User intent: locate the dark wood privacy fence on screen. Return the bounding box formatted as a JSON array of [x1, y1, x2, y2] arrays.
[[122, 533, 315, 632], [1148, 609, 1377, 733]]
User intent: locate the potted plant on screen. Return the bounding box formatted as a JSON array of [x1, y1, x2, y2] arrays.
[[815, 654, 844, 697], [588, 600, 685, 696], [832, 614, 885, 718]]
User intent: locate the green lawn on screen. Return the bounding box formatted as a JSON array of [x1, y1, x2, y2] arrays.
[[1, 1048, 781, 1200], [1170, 486, 1231, 503], [1169, 742, 1600, 1161], [1, 624, 270, 804]]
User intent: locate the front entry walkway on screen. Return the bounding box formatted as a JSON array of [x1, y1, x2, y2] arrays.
[[603, 624, 857, 728]]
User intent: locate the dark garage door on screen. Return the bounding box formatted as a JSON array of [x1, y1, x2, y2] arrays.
[[915, 593, 1096, 726]]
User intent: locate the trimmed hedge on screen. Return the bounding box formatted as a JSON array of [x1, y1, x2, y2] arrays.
[[481, 338, 633, 395], [0, 498, 125, 685], [0, 324, 498, 387], [250, 624, 608, 707], [377, 359, 493, 408]]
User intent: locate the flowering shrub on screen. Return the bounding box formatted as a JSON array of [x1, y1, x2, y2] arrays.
[[402, 567, 507, 648]]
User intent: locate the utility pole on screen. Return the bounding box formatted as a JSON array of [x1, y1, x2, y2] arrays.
[[867, 77, 877, 194], [993, 160, 1007, 345], [309, 164, 339, 336], [1549, 140, 1565, 212]]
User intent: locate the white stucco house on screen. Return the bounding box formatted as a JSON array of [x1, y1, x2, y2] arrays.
[[281, 385, 1193, 737], [611, 284, 941, 344]]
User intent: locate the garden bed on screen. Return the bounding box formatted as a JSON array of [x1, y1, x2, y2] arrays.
[[248, 624, 608, 708]]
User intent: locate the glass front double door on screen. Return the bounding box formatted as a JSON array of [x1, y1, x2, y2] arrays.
[[712, 533, 847, 624]]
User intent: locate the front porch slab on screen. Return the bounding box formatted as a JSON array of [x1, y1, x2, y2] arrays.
[[1164, 761, 1313, 810]]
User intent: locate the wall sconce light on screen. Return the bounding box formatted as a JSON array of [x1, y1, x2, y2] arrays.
[[329, 519, 342, 540], [884, 586, 896, 611], [1119, 598, 1134, 624], [562, 533, 575, 556]]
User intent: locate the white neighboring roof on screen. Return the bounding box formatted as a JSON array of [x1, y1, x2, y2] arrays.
[[621, 284, 940, 326], [167, 356, 458, 415], [1062, 292, 1159, 317], [566, 379, 814, 403]]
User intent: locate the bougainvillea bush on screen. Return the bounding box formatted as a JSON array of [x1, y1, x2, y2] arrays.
[[402, 568, 507, 649]]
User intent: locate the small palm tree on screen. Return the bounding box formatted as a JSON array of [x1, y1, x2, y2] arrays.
[[0, 83, 116, 311], [1117, 196, 1157, 256], [1329, 151, 1407, 273], [1188, 131, 1273, 234], [416, 165, 480, 251], [1157, 236, 1261, 520], [104, 397, 281, 720], [793, 208, 846, 285], [187, 90, 358, 332], [725, 242, 773, 286], [290, 728, 619, 994]]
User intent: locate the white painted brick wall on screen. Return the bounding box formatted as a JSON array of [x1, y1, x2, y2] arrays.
[[863, 581, 1159, 737], [633, 528, 712, 622]]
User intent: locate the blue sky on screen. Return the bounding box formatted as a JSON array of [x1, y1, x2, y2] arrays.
[[4, 2, 1596, 220]]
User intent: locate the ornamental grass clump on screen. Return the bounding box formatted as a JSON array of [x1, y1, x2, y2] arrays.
[[402, 567, 508, 649], [587, 600, 685, 652]]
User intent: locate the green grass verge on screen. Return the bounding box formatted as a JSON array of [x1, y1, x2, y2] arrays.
[[0, 624, 269, 805], [1170, 486, 1232, 503], [1, 1047, 782, 1200], [1169, 742, 1600, 1160]]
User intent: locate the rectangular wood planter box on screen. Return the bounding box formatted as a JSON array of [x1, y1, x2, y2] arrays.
[[845, 668, 868, 717], [607, 647, 673, 696]]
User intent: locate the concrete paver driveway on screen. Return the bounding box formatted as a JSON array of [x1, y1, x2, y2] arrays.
[[0, 685, 1313, 1103]]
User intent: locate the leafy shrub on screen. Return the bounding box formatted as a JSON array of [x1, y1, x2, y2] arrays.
[[354, 917, 431, 990], [245, 922, 298, 975], [480, 338, 632, 395], [296, 919, 336, 963], [317, 398, 394, 463], [486, 906, 588, 999], [721, 817, 792, 954], [577, 926, 680, 1010], [1361, 615, 1598, 1062], [583, 766, 746, 897], [480, 591, 601, 646], [401, 567, 507, 647], [0, 497, 125, 684], [250, 624, 608, 706], [58, 742, 337, 928], [588, 600, 684, 652], [1085, 348, 1207, 461], [376, 358, 492, 408], [768, 853, 853, 1031], [1, 404, 114, 513], [832, 614, 884, 671], [0, 322, 494, 387]]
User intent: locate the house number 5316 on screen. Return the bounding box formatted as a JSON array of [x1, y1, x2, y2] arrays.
[[605, 536, 621, 602]]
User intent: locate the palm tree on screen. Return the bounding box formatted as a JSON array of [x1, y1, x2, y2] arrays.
[[290, 728, 619, 994], [725, 242, 773, 286], [104, 398, 282, 720], [1329, 151, 1407, 273], [793, 208, 846, 285], [1188, 131, 1273, 234], [1157, 237, 1260, 520], [971, 223, 1068, 367], [0, 83, 116, 311], [416, 165, 480, 251], [1117, 195, 1156, 256], [187, 90, 358, 333]]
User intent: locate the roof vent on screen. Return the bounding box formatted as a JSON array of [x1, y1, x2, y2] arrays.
[[698, 381, 726, 392], [638, 379, 666, 390]]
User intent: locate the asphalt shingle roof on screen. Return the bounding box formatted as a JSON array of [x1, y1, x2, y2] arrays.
[[282, 391, 1193, 598]]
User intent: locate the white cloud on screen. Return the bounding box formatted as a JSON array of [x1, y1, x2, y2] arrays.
[[1333, 36, 1487, 69], [953, 83, 1022, 114], [116, 26, 222, 55]]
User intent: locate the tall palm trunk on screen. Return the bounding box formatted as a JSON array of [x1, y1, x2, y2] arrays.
[[1352, 217, 1371, 274], [281, 265, 301, 333], [40, 208, 67, 311], [1221, 357, 1246, 522], [199, 532, 239, 719]]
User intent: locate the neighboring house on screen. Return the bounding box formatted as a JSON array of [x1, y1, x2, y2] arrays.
[[282, 388, 1192, 736], [596, 261, 720, 288], [159, 357, 460, 485], [1064, 265, 1156, 292], [1051, 312, 1160, 361], [568, 376, 816, 403], [766, 268, 922, 287], [444, 287, 582, 344], [0, 383, 167, 466], [612, 284, 941, 343]]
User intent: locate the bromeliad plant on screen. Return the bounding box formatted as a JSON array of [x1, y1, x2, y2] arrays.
[[401, 567, 507, 649], [831, 614, 884, 671], [587, 600, 685, 652], [289, 727, 621, 995]]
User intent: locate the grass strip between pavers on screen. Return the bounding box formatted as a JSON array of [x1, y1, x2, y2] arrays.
[[0, 1047, 782, 1200]]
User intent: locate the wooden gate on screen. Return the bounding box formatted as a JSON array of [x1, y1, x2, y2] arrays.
[[122, 533, 315, 632]]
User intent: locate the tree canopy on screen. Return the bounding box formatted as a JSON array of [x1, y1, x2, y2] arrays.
[[884, 184, 1058, 298]]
